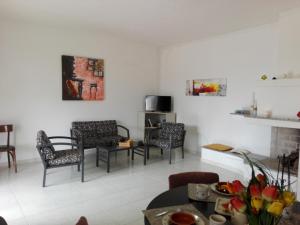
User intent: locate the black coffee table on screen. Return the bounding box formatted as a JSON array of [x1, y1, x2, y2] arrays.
[[96, 141, 147, 172], [145, 185, 231, 225]]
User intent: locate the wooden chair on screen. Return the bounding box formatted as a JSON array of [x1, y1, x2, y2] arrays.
[[168, 172, 219, 190], [0, 124, 17, 173]]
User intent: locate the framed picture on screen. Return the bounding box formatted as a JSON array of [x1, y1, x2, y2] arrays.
[[186, 78, 227, 96], [62, 55, 104, 100]]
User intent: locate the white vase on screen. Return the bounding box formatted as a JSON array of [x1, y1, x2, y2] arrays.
[[231, 209, 248, 225]]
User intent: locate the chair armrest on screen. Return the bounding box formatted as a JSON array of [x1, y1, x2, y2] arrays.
[[42, 142, 81, 148], [48, 136, 78, 141], [117, 125, 130, 139]]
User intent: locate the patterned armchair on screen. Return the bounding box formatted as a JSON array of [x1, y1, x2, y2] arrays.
[[71, 120, 129, 150], [36, 130, 82, 187], [147, 122, 186, 164]]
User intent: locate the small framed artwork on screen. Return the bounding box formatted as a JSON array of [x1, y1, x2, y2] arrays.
[[186, 78, 227, 96]]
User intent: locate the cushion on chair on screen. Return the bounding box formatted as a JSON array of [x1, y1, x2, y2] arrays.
[[160, 123, 184, 140], [95, 121, 118, 137], [48, 149, 80, 166], [149, 138, 183, 150], [36, 130, 56, 160], [72, 120, 118, 138], [168, 172, 219, 190]]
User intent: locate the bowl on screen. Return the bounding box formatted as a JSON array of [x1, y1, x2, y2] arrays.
[[169, 211, 196, 225]]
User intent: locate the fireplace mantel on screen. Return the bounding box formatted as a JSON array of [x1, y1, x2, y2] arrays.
[[231, 114, 300, 129], [244, 116, 300, 129]]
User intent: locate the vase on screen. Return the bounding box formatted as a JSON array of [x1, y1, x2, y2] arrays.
[[231, 209, 248, 225]]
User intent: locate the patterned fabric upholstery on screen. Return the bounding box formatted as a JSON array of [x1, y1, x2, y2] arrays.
[[149, 138, 183, 151], [72, 120, 118, 137], [36, 130, 82, 187], [72, 121, 127, 148], [160, 122, 184, 140], [36, 130, 56, 160], [149, 122, 185, 150], [48, 149, 80, 166]]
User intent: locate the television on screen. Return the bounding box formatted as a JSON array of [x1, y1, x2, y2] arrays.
[[145, 95, 172, 112]]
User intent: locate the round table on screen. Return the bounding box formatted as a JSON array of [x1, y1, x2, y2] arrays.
[[145, 185, 231, 225]]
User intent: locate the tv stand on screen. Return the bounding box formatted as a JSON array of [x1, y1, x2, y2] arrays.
[[137, 112, 176, 140]]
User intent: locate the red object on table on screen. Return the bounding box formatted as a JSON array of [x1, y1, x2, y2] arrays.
[[297, 111, 300, 119], [169, 212, 196, 225]]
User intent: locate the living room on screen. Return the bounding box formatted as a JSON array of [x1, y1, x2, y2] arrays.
[[1, 1, 300, 225]]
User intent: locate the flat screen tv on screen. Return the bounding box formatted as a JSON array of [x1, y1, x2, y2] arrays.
[[145, 95, 172, 112]]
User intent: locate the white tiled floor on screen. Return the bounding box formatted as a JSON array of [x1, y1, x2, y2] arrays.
[[0, 149, 242, 225]]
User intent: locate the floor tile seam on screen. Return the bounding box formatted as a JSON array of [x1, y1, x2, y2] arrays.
[[9, 184, 29, 224]]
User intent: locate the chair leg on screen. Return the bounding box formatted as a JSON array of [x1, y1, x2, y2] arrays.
[[81, 153, 85, 182], [169, 148, 172, 164], [77, 163, 80, 172], [182, 146, 184, 159], [96, 147, 99, 167], [43, 168, 47, 187], [12, 151, 17, 173], [7, 151, 11, 168], [161, 149, 163, 155]]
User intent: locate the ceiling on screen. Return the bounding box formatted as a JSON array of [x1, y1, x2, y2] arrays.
[[1, 0, 300, 46]]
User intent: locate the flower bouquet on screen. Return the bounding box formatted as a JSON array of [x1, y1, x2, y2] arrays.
[[228, 154, 296, 225]]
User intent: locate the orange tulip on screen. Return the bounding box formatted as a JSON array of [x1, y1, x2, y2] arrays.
[[230, 197, 247, 213], [250, 184, 261, 198], [262, 186, 278, 202], [256, 174, 267, 188], [232, 180, 245, 194]]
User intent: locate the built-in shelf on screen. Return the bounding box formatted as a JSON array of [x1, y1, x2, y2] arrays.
[[256, 78, 300, 87], [231, 113, 300, 129]]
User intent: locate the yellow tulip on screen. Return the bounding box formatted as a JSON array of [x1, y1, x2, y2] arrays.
[[251, 197, 263, 212], [282, 191, 295, 206], [267, 201, 284, 217]]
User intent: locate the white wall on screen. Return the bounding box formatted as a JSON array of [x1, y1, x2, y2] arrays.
[[159, 7, 300, 198], [160, 23, 278, 155], [0, 21, 159, 161], [278, 7, 300, 201]]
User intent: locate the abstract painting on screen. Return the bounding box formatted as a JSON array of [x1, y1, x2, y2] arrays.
[[62, 55, 104, 100], [186, 78, 227, 96]]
